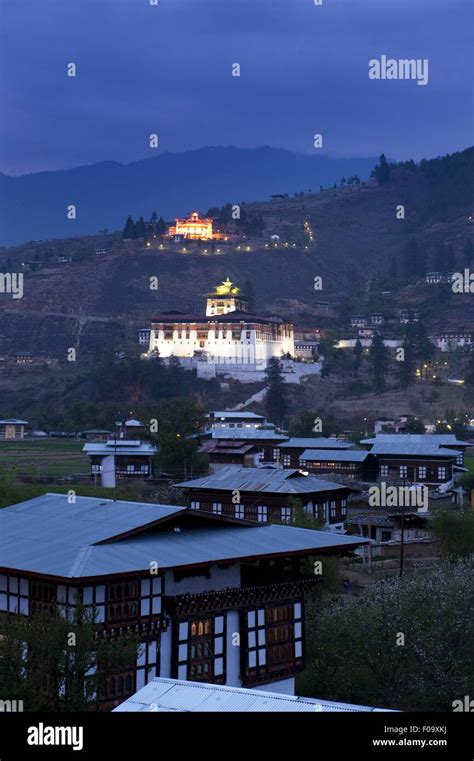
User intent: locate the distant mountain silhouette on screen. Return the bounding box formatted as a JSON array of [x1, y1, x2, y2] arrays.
[[0, 147, 377, 245]]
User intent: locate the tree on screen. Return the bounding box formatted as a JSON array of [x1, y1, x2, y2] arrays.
[[405, 417, 425, 433], [136, 216, 147, 239], [353, 339, 363, 377], [0, 604, 138, 711], [406, 320, 435, 371], [122, 215, 135, 239], [430, 511, 474, 562], [373, 153, 391, 185], [264, 357, 288, 426], [150, 210, 158, 224], [156, 216, 167, 236], [368, 333, 388, 392], [299, 562, 474, 711]]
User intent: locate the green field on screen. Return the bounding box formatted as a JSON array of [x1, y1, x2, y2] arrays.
[[0, 439, 89, 478]]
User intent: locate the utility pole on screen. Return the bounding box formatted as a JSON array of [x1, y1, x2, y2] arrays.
[[399, 474, 406, 578]]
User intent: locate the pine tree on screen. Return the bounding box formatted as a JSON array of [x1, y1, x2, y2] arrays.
[[264, 357, 288, 427], [150, 210, 158, 224], [122, 215, 135, 239], [374, 153, 391, 185], [369, 333, 388, 392], [157, 216, 167, 236], [136, 216, 147, 239]]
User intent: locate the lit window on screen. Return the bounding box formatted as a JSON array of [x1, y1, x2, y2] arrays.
[[437, 467, 446, 480], [190, 501, 200, 510], [234, 504, 245, 519], [399, 465, 408, 478], [418, 466, 427, 480], [212, 502, 222, 515]]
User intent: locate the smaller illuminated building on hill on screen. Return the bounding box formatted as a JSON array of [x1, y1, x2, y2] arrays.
[[168, 211, 223, 241]]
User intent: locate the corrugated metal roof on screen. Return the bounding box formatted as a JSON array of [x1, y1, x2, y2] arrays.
[[278, 438, 354, 449], [369, 443, 461, 457], [361, 434, 468, 448], [299, 449, 369, 462], [208, 411, 265, 420], [177, 466, 350, 494], [113, 678, 391, 713], [0, 493, 367, 578], [211, 429, 287, 441], [83, 441, 156, 455]]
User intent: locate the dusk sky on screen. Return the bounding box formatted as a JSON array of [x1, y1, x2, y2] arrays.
[[0, 0, 473, 175]]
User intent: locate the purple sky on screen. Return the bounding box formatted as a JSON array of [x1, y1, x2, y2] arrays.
[[0, 0, 473, 175]]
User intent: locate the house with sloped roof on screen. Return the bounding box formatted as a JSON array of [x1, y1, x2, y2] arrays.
[[177, 466, 356, 530], [0, 492, 367, 710]]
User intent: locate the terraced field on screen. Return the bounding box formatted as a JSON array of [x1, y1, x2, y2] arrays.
[[0, 439, 88, 478]]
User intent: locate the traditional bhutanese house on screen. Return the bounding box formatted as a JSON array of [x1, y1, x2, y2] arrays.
[[81, 429, 112, 441], [361, 433, 470, 468], [176, 466, 355, 530], [208, 428, 289, 465], [0, 418, 28, 440], [275, 437, 354, 469], [113, 677, 392, 713], [82, 438, 157, 488], [0, 493, 368, 709], [207, 410, 266, 430], [346, 512, 433, 558], [198, 439, 259, 469], [363, 442, 461, 487], [298, 449, 377, 481]]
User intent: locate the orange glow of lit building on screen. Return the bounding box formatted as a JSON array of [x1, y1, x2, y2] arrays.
[[168, 211, 224, 240]]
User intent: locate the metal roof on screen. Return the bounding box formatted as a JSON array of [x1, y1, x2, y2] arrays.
[[208, 411, 265, 420], [278, 438, 354, 449], [368, 443, 462, 457], [211, 429, 287, 441], [83, 441, 156, 456], [361, 434, 468, 448], [0, 493, 367, 578], [299, 449, 369, 462], [113, 678, 390, 713], [176, 466, 351, 494], [199, 442, 256, 455]]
